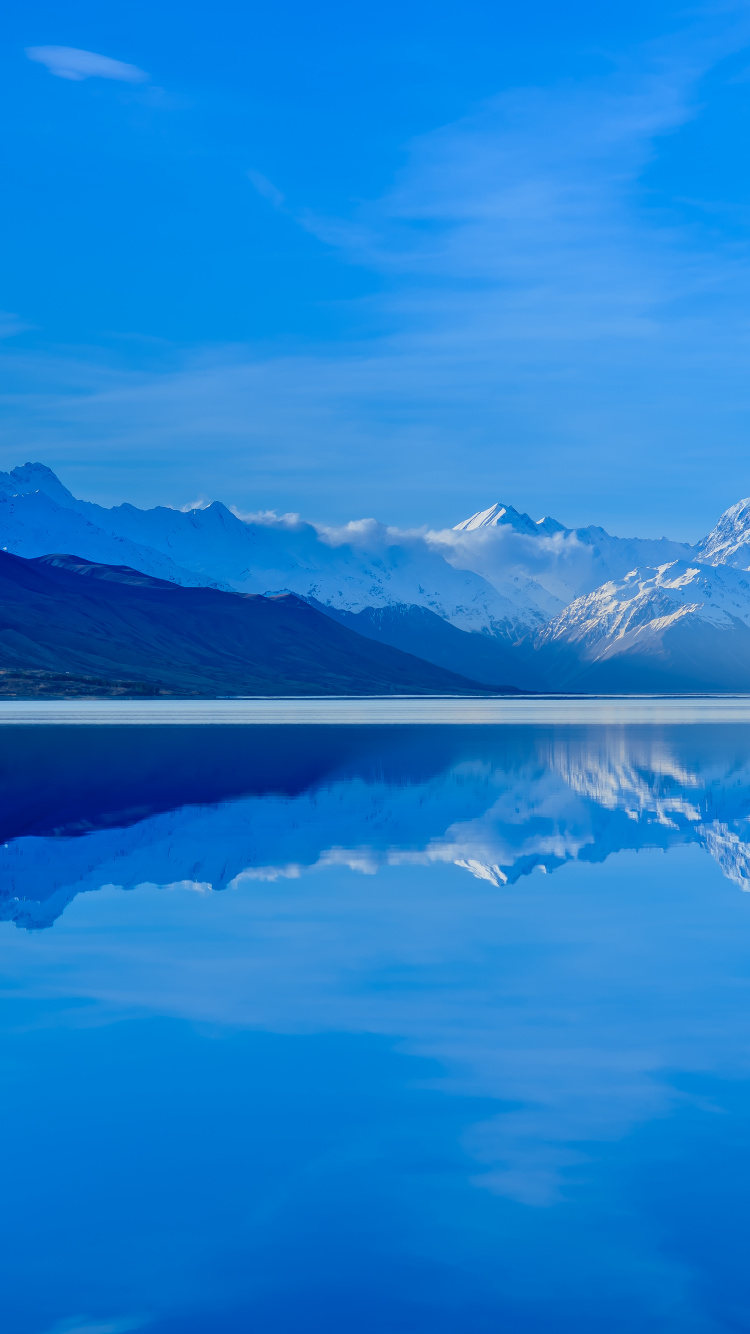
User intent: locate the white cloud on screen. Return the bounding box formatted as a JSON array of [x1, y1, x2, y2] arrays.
[[247, 170, 285, 209], [0, 310, 30, 339], [25, 46, 148, 83], [40, 1316, 149, 1334], [230, 864, 303, 884]]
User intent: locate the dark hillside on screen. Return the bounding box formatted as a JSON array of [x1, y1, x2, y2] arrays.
[[0, 551, 501, 697], [312, 600, 543, 691]]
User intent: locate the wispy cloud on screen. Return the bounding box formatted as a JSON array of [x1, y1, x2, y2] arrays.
[[0, 310, 30, 339], [247, 170, 285, 209], [25, 46, 148, 83], [40, 1315, 149, 1334]]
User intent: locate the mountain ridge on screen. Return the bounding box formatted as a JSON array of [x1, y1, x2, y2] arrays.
[[0, 469, 555, 641], [532, 560, 750, 692], [5, 462, 750, 692], [0, 549, 509, 697]]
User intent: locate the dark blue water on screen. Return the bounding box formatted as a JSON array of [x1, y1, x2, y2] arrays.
[[3, 722, 750, 1333]]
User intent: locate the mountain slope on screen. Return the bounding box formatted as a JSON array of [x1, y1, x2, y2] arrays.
[[0, 462, 82, 508], [447, 500, 692, 602], [312, 601, 548, 690], [694, 497, 750, 568], [0, 465, 557, 639], [10, 463, 750, 695], [454, 501, 567, 537], [0, 551, 501, 697], [0, 490, 230, 590], [532, 560, 750, 691]]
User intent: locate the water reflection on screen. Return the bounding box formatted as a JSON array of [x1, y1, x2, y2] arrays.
[[4, 723, 750, 927], [3, 723, 750, 1332]]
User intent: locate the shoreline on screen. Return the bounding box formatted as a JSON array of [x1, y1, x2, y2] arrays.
[[3, 694, 750, 724]]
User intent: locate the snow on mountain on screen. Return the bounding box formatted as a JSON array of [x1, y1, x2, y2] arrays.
[[694, 497, 750, 568], [299, 519, 557, 636], [541, 560, 750, 642], [444, 500, 692, 604], [11, 464, 749, 675], [0, 491, 230, 590], [454, 502, 561, 536], [91, 502, 528, 635], [0, 461, 82, 509], [0, 465, 556, 639], [532, 560, 750, 691]]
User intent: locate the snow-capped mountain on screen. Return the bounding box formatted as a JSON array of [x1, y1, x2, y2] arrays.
[[8, 461, 750, 692], [694, 497, 750, 568], [444, 500, 692, 603], [0, 464, 557, 642], [533, 560, 750, 691], [0, 490, 231, 590], [453, 501, 566, 537]]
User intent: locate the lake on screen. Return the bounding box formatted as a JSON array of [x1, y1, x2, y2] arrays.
[[3, 702, 750, 1332]]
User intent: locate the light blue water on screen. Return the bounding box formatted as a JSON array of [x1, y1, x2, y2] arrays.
[[3, 720, 750, 1332]]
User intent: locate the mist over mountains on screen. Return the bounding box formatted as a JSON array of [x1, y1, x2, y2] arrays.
[[3, 461, 750, 692]]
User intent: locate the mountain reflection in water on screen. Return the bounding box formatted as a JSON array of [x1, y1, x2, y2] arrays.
[[4, 722, 750, 928], [4, 720, 750, 1332]]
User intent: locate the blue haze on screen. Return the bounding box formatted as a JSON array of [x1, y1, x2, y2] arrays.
[[4, 3, 750, 530]]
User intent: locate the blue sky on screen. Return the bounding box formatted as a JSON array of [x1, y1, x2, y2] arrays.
[[3, 0, 750, 534]]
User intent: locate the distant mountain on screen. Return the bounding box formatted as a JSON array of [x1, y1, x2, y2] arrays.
[[313, 601, 550, 691], [694, 498, 750, 568], [532, 560, 750, 691], [10, 462, 750, 692], [0, 551, 502, 697], [0, 462, 82, 508], [450, 500, 693, 601], [454, 501, 567, 537], [0, 465, 555, 641], [0, 489, 229, 590]]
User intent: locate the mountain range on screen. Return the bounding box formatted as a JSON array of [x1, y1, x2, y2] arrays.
[[0, 549, 499, 697], [3, 461, 750, 692]]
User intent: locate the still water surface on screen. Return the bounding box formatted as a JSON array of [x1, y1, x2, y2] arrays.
[[3, 716, 750, 1331]]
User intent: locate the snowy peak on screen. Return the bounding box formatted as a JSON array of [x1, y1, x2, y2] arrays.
[[0, 465, 554, 641], [537, 560, 750, 652], [536, 515, 567, 536], [454, 502, 557, 536], [0, 490, 232, 590], [444, 501, 693, 610], [695, 497, 750, 568], [9, 463, 750, 688], [0, 462, 77, 508], [530, 559, 750, 692]]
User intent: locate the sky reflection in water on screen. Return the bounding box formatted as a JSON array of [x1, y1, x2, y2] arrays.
[[2, 722, 750, 1333]]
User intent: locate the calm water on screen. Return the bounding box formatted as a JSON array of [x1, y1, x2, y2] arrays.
[[4, 717, 750, 1332]]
